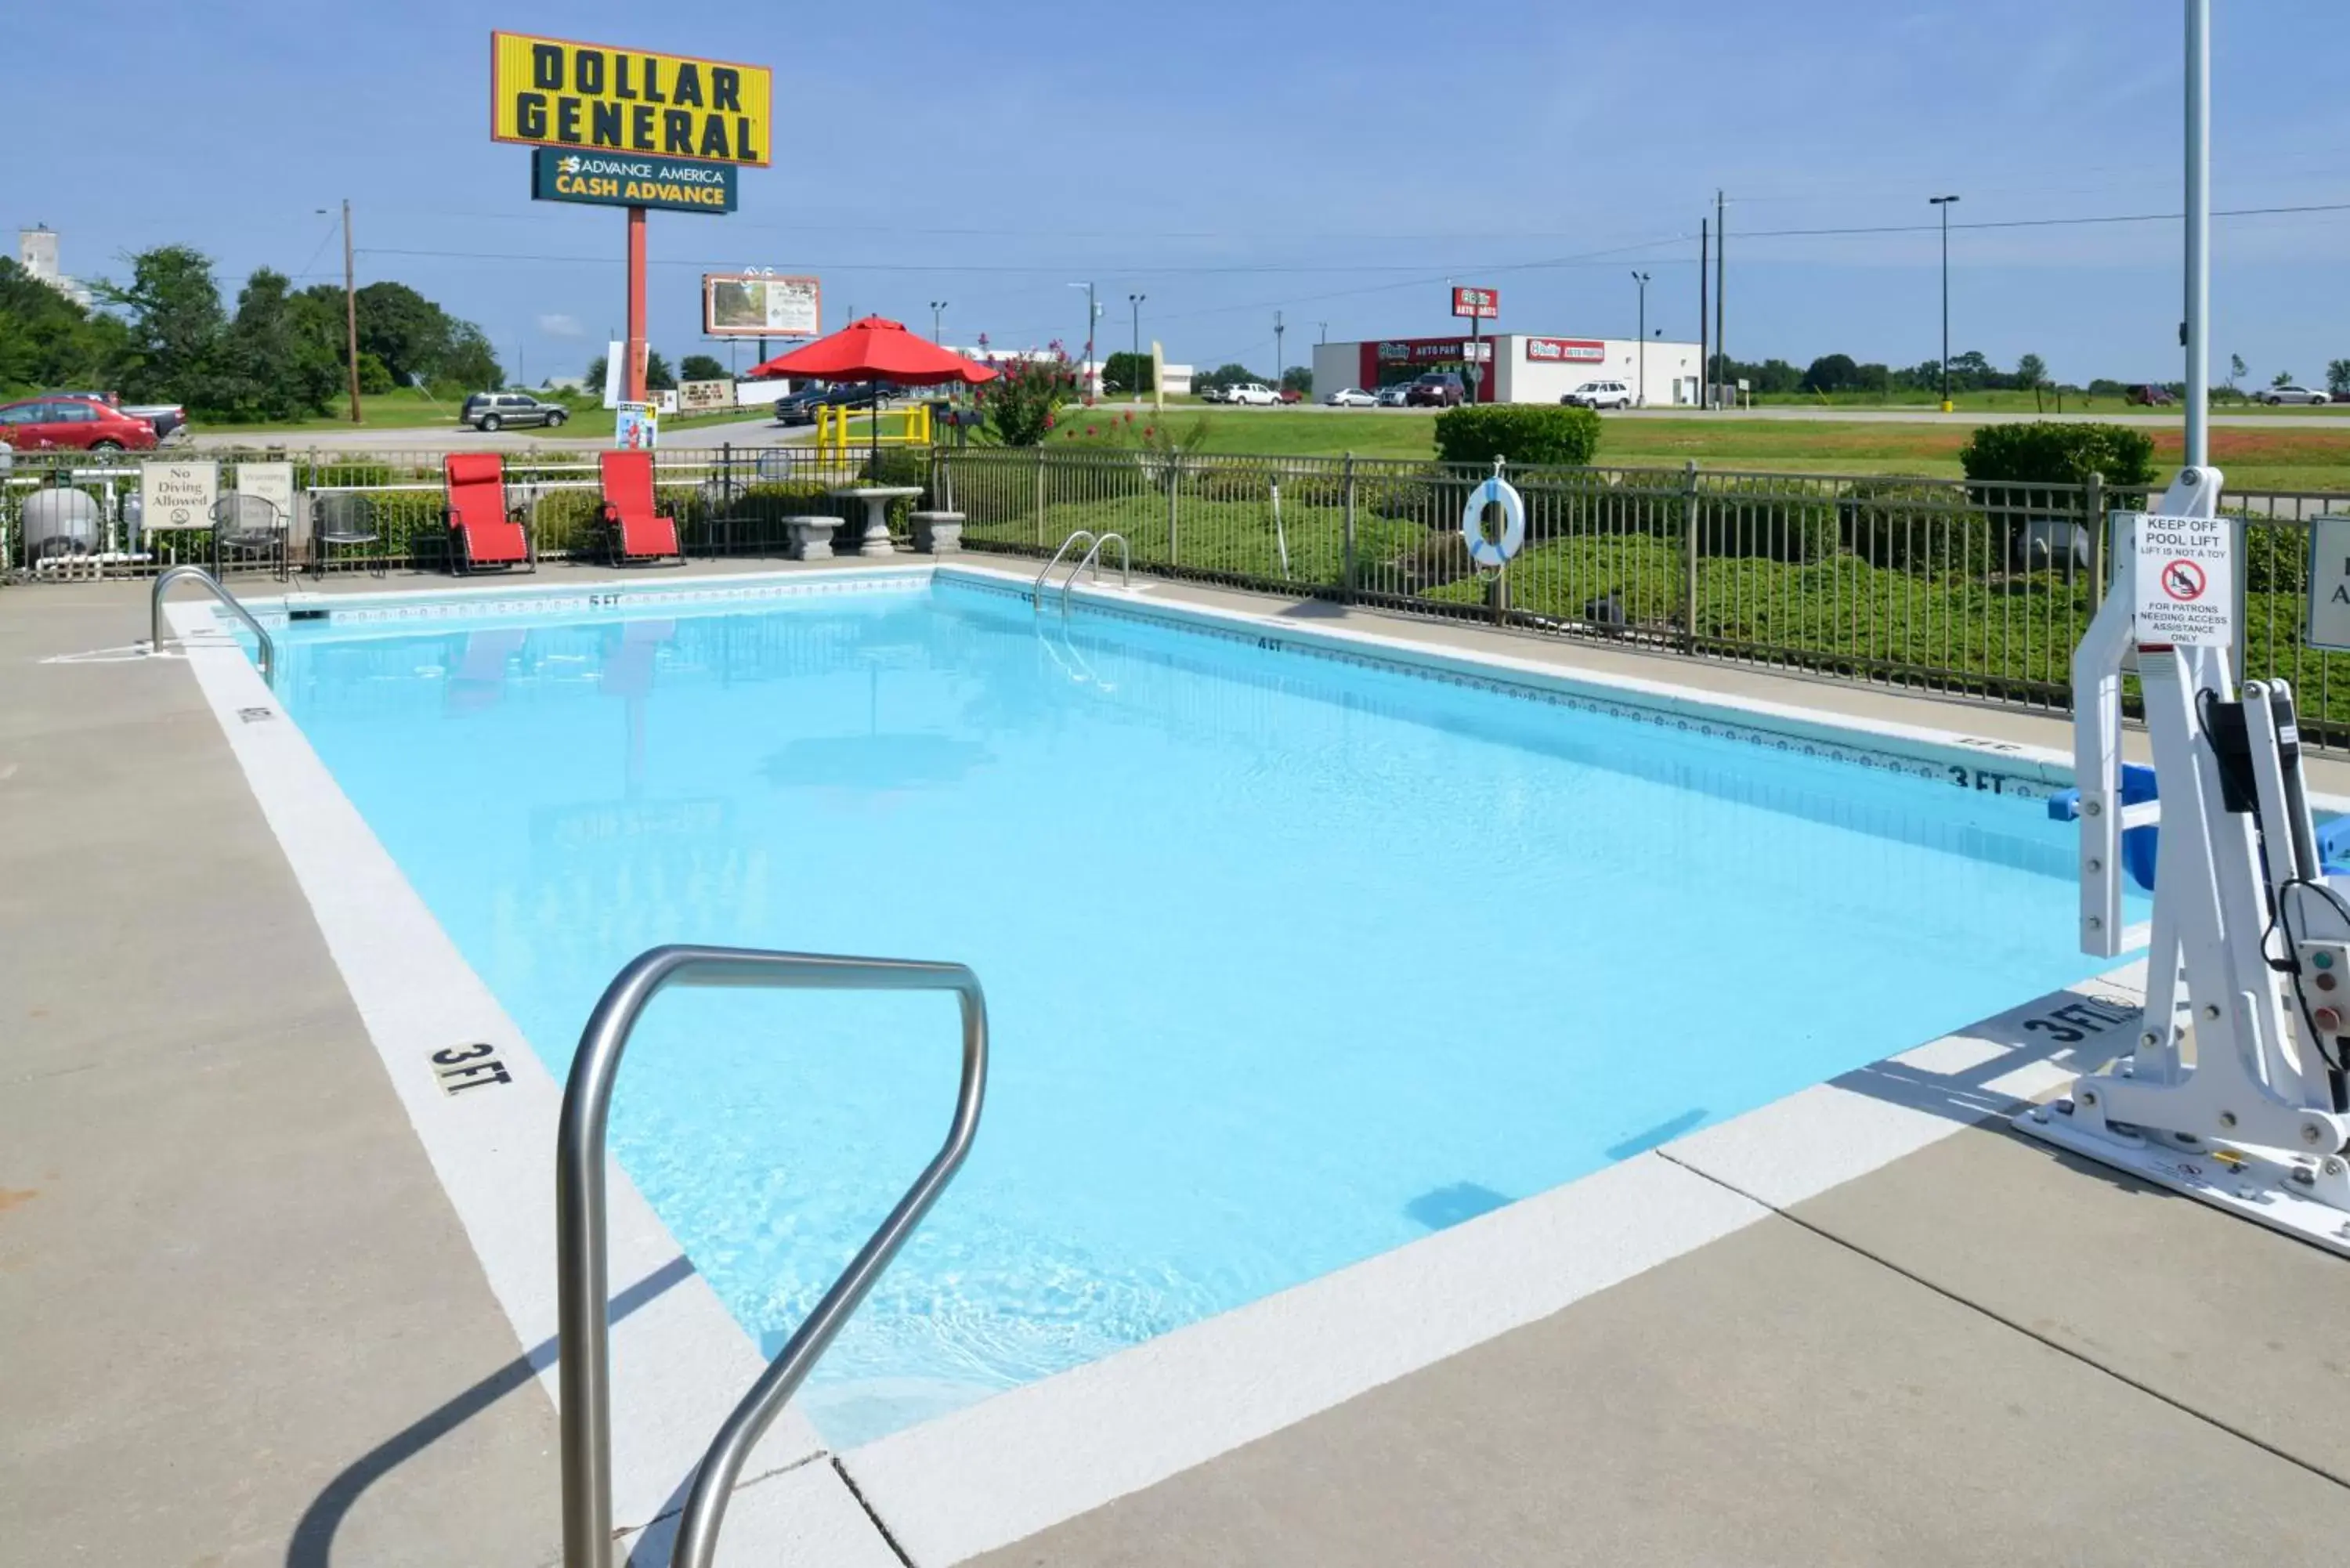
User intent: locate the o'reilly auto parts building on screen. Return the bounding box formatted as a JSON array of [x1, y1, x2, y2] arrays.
[[1310, 332, 1702, 406]]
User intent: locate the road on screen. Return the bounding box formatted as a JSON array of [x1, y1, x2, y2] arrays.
[[187, 411, 808, 453]]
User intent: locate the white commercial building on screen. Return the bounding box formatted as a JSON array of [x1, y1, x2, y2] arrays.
[[1311, 332, 1702, 406]]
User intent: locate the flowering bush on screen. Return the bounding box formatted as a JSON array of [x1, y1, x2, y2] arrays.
[[978, 342, 1076, 446]]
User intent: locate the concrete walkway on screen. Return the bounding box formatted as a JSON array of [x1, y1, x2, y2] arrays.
[[4, 559, 2346, 1566]]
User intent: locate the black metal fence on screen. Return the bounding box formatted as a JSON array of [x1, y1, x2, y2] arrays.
[[9, 441, 2350, 746]]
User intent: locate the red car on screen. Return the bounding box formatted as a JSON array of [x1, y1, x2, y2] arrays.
[[0, 395, 161, 452]]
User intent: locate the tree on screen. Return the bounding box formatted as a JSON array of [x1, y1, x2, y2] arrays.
[[2272, 369, 2296, 388], [217, 267, 340, 419], [1281, 365, 1314, 396], [678, 353, 727, 384], [351, 281, 450, 386], [2328, 359, 2350, 398], [2015, 352, 2048, 390], [1799, 352, 1860, 393], [644, 350, 676, 391], [354, 352, 395, 395], [0, 257, 128, 396], [584, 354, 609, 394], [2228, 352, 2247, 389], [1100, 350, 1153, 395], [94, 244, 230, 407]]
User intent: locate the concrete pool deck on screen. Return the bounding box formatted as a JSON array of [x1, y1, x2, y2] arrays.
[[4, 558, 2348, 1566]]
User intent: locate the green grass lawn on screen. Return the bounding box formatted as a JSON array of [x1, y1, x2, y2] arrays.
[[194, 388, 767, 441]]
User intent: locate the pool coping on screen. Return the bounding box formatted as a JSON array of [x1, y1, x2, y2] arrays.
[[179, 563, 2149, 1563]]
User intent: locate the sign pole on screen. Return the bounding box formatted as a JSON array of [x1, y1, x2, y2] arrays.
[[624, 206, 649, 403]]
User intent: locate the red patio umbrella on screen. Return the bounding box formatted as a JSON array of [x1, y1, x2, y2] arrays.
[[750, 316, 996, 470]]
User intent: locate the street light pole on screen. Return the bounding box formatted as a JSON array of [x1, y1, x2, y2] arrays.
[[1274, 309, 1285, 391], [928, 300, 947, 342], [1930, 194, 1960, 410], [333, 199, 360, 423], [1128, 292, 1145, 395], [1068, 281, 1098, 398], [1630, 271, 1649, 406]]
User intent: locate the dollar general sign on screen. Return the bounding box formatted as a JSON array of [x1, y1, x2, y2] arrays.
[[491, 33, 772, 167]]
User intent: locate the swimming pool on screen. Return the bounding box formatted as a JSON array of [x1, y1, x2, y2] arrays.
[[266, 570, 2117, 1446]]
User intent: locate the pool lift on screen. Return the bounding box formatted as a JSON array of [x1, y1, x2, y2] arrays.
[[2022, 461, 2350, 1256]]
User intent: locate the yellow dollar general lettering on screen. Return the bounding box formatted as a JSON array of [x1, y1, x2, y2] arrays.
[[493, 32, 772, 168]]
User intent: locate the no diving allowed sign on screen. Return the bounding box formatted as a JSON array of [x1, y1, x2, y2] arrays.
[[2133, 513, 2234, 650]]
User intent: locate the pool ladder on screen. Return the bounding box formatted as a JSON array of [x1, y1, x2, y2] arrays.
[[150, 565, 276, 686], [1033, 529, 1130, 614], [556, 945, 988, 1568]]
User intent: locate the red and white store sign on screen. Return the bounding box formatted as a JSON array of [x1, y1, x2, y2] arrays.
[[1451, 285, 1500, 319], [1524, 338, 1606, 363]]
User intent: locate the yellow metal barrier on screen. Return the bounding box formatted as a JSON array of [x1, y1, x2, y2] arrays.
[[816, 400, 933, 458]]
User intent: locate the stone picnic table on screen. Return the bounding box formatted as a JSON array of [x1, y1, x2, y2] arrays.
[[826, 486, 924, 558]]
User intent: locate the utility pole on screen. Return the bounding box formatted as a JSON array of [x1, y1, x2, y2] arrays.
[[341, 198, 361, 423], [1274, 309, 1285, 389], [1713, 190, 1726, 409], [1930, 195, 1960, 409], [1068, 280, 1097, 397], [929, 300, 948, 342], [1631, 271, 1650, 407], [1697, 219, 1708, 412], [1316, 321, 1328, 345]]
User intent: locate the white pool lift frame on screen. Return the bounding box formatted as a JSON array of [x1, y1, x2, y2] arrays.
[[2016, 0, 2350, 1256]]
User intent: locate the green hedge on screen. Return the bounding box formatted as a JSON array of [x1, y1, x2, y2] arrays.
[[1432, 404, 1603, 467], [1958, 421, 2157, 488]]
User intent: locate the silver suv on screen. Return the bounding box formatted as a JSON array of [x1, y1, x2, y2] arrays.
[[1562, 380, 1633, 410], [460, 392, 570, 432]]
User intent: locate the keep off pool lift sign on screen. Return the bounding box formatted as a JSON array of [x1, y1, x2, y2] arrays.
[[2132, 512, 2234, 650]]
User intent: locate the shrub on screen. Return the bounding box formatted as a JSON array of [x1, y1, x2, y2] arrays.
[[1694, 479, 1838, 563], [2243, 516, 2305, 594], [981, 351, 1076, 446], [1958, 421, 2158, 489], [1432, 403, 1603, 468], [355, 352, 395, 396], [1839, 480, 1995, 573]]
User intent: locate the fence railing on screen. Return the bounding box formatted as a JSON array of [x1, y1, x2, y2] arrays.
[[9, 440, 2350, 749]]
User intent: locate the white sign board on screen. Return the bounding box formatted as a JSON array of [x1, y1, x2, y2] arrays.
[[677, 378, 733, 414], [2304, 515, 2350, 651], [236, 461, 295, 524], [602, 340, 627, 410], [2133, 511, 2235, 650], [141, 458, 219, 531]]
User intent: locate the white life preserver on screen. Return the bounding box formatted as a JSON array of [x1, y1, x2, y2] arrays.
[[1461, 475, 1526, 568]]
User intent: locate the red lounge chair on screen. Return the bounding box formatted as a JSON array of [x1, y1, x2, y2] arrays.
[[444, 453, 533, 574], [597, 450, 684, 566]]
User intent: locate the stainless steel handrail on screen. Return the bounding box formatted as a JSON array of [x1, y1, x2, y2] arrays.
[[556, 944, 989, 1568], [150, 565, 275, 685], [1032, 528, 1097, 611], [1060, 531, 1130, 614]]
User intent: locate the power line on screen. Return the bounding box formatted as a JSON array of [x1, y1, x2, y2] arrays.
[[1729, 198, 2350, 241]]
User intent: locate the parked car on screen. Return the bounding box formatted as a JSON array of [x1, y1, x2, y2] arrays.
[[2124, 384, 2178, 406], [1374, 384, 1412, 408], [460, 391, 569, 432], [2261, 385, 2331, 406], [772, 384, 834, 425], [1561, 379, 1634, 410], [1323, 387, 1377, 408], [1278, 387, 1303, 404], [42, 390, 187, 441], [0, 395, 161, 452], [1198, 383, 1231, 404], [1404, 371, 1466, 408], [1225, 382, 1282, 406]]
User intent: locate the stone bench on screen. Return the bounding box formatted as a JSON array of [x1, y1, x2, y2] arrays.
[[783, 515, 843, 562], [910, 511, 964, 555]]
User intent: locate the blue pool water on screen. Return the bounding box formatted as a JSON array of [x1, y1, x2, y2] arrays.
[[272, 576, 2116, 1443]]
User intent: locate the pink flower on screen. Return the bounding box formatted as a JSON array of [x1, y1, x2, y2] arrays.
[[1086, 425, 1096, 436], [1143, 427, 1155, 437]]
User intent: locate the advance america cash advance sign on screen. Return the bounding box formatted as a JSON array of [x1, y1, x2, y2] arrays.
[[532, 148, 736, 213]]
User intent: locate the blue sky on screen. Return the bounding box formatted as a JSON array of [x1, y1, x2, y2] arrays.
[[13, 1, 2347, 386]]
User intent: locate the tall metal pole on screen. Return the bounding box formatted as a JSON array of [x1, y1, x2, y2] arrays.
[[1274, 309, 1285, 389], [929, 301, 946, 341], [1631, 271, 1648, 406], [624, 206, 648, 403], [1086, 280, 1097, 399], [2185, 0, 2211, 469], [1129, 292, 1144, 385], [1713, 190, 1726, 407], [342, 198, 361, 423], [1930, 194, 1959, 408], [1697, 219, 1708, 412]]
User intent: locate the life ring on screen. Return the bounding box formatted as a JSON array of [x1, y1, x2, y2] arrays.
[[1461, 475, 1526, 568]]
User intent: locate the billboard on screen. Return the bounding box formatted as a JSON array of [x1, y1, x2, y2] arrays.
[[1452, 285, 1499, 319], [491, 33, 772, 168], [703, 273, 820, 338], [531, 147, 736, 213]]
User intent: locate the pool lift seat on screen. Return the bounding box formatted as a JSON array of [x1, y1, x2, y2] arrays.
[[2019, 461, 2350, 1256]]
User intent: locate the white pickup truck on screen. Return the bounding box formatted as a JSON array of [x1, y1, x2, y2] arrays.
[[1224, 382, 1281, 406]]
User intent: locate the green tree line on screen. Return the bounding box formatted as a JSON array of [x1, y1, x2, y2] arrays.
[[0, 246, 501, 419]]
